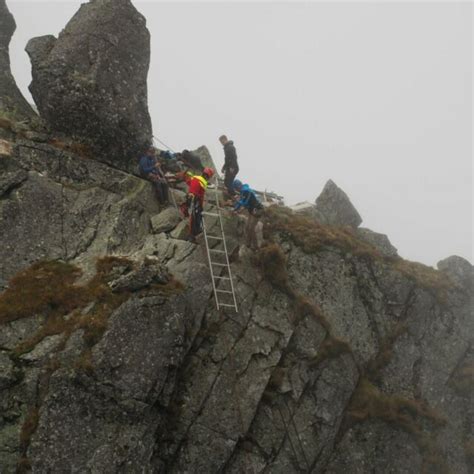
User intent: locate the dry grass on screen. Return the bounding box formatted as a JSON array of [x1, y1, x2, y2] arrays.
[[0, 257, 135, 357], [263, 206, 453, 300], [347, 376, 449, 473], [464, 439, 474, 469], [308, 335, 352, 368], [347, 378, 446, 434], [48, 137, 92, 158], [0, 261, 88, 326], [263, 206, 382, 260], [366, 323, 408, 381], [0, 116, 13, 132], [254, 243, 292, 296], [450, 363, 474, 397]]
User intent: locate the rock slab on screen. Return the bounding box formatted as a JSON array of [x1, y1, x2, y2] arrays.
[[315, 179, 362, 228], [26, 0, 152, 168], [0, 0, 36, 120]]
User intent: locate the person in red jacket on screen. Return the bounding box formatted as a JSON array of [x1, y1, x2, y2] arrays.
[[179, 167, 215, 241]]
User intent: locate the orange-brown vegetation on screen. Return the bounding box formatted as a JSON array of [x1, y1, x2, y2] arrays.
[[308, 335, 352, 368], [48, 137, 92, 159], [366, 323, 408, 381], [450, 363, 474, 397], [263, 206, 452, 300]]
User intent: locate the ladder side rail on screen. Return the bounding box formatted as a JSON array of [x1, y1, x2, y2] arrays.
[[216, 210, 238, 312], [202, 214, 221, 310]]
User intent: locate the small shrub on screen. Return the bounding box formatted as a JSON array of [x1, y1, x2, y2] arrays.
[[255, 243, 293, 296], [308, 335, 351, 368], [0, 261, 87, 325], [464, 439, 474, 469], [19, 406, 39, 452], [347, 378, 446, 435], [294, 295, 330, 330], [450, 363, 474, 397], [366, 323, 407, 381]]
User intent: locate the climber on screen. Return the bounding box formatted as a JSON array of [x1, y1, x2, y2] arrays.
[[139, 147, 170, 205], [219, 135, 239, 198], [179, 167, 215, 242], [233, 179, 264, 250]]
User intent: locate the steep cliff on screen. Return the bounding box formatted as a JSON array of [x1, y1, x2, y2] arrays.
[[0, 1, 472, 473], [1, 123, 472, 473]]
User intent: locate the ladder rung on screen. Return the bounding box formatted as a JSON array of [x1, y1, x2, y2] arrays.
[[214, 276, 230, 280], [203, 212, 219, 217], [207, 235, 223, 240], [218, 303, 238, 308], [216, 289, 233, 294], [210, 249, 226, 254], [210, 262, 227, 267]]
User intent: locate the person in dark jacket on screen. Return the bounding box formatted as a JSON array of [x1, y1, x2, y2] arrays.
[[138, 147, 169, 205], [219, 135, 239, 197]]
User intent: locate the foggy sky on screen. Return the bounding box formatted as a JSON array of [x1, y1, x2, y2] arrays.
[[7, 1, 473, 266]]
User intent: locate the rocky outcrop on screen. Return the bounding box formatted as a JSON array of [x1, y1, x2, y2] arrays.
[[438, 255, 474, 292], [357, 227, 398, 258], [315, 179, 363, 228], [26, 0, 152, 169], [0, 5, 472, 472], [0, 135, 472, 472], [0, 0, 36, 121]]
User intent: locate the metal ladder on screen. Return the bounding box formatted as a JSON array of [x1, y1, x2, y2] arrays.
[[202, 178, 238, 312]]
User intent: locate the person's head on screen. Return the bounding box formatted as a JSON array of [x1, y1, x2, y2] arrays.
[[146, 146, 155, 156], [233, 179, 243, 192], [203, 167, 215, 180], [219, 135, 228, 145]]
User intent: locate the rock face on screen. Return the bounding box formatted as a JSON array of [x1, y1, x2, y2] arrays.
[[0, 0, 36, 120], [0, 132, 472, 473], [0, 7, 473, 472], [26, 0, 152, 168], [438, 255, 474, 292], [315, 179, 363, 228]]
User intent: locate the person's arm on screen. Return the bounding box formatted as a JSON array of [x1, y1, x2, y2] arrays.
[[140, 156, 155, 175], [234, 190, 249, 211]]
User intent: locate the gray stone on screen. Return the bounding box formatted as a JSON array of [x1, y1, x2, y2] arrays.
[[0, 315, 45, 351], [315, 179, 362, 228], [437, 255, 474, 291], [26, 0, 152, 169], [357, 227, 398, 257], [0, 351, 16, 389], [170, 219, 189, 240], [108, 258, 170, 292], [150, 207, 182, 234], [0, 0, 37, 120], [20, 334, 63, 362]]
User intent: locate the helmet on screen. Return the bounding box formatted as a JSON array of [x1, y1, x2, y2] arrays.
[[203, 167, 214, 178], [233, 179, 242, 190]]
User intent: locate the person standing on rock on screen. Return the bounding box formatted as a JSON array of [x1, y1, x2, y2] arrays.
[[139, 147, 170, 206], [179, 167, 215, 242], [219, 135, 239, 198], [232, 179, 264, 249]]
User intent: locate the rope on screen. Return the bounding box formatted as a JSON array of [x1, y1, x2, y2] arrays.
[[152, 134, 177, 154]]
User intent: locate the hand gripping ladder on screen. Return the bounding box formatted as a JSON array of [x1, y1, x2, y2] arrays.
[[202, 178, 238, 312]]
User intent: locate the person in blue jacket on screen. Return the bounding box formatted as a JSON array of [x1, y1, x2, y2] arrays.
[[138, 147, 169, 205], [232, 179, 263, 214], [232, 179, 264, 249]]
